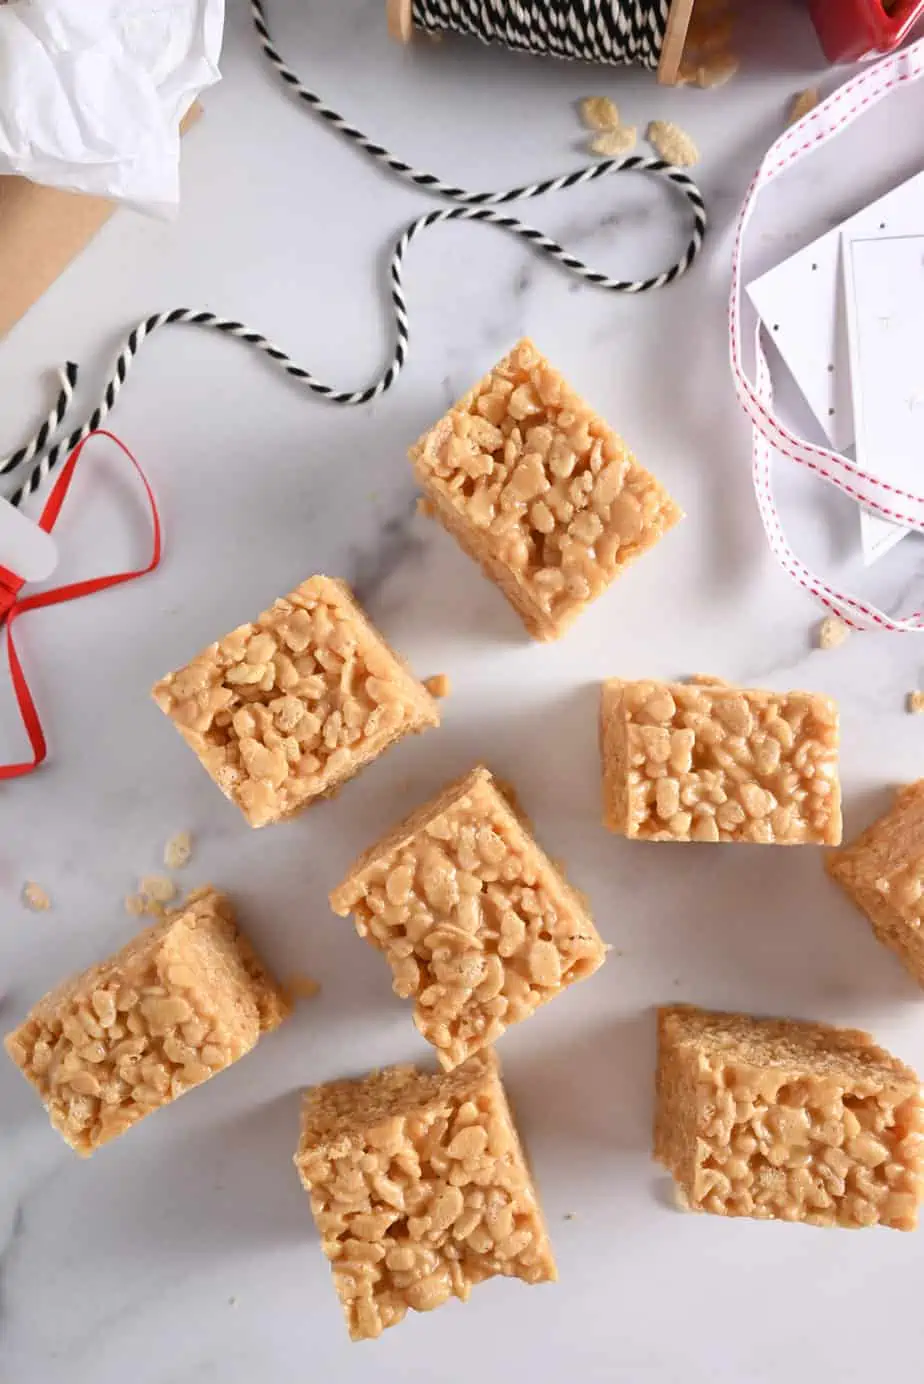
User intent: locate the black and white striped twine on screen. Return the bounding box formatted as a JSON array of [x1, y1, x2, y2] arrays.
[[1, 0, 706, 508], [409, 0, 671, 69]]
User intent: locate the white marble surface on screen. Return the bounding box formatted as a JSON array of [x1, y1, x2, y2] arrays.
[[3, 3, 924, 1381]]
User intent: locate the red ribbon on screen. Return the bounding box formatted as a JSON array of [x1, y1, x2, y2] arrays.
[[0, 430, 162, 779]]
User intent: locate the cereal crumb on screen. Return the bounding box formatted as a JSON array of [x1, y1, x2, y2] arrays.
[[139, 875, 177, 905], [416, 496, 435, 519], [21, 881, 51, 912], [125, 887, 171, 920], [908, 691, 924, 715], [818, 616, 849, 651], [164, 831, 192, 871], [589, 125, 637, 158], [563, 1212, 577, 1221], [228, 1296, 238, 1308], [788, 88, 820, 125], [284, 973, 321, 1002], [424, 673, 452, 699], [580, 96, 620, 132], [646, 120, 699, 168]]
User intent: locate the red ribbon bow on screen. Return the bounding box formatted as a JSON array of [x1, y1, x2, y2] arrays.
[[0, 430, 162, 779]]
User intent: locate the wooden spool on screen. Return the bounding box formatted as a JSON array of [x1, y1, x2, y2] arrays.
[[387, 0, 698, 85]]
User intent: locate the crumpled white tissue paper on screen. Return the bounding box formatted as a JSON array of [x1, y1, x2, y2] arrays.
[[0, 0, 224, 216]]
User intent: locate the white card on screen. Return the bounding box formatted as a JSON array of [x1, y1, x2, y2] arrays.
[[747, 171, 924, 564], [0, 496, 58, 583], [747, 171, 924, 451], [844, 234, 924, 490], [859, 506, 908, 563], [844, 233, 924, 560]]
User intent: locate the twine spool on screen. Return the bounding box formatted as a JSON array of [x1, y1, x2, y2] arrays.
[[387, 0, 697, 84]]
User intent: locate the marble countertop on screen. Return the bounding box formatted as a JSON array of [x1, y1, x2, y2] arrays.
[[4, 3, 924, 1381]]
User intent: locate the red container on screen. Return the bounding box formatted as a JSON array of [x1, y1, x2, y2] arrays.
[[808, 0, 924, 62]]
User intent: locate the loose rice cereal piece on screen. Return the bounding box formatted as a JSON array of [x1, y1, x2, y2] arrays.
[[409, 340, 682, 641], [601, 677, 842, 845], [152, 576, 440, 827], [139, 875, 177, 905], [164, 831, 193, 871], [590, 126, 637, 157], [655, 1004, 924, 1229], [295, 1050, 556, 1340], [22, 882, 51, 913], [4, 887, 290, 1155], [818, 616, 850, 651], [788, 88, 820, 125], [827, 781, 924, 987], [646, 120, 699, 168], [331, 766, 606, 1070], [909, 692, 924, 715], [127, 888, 168, 921], [424, 673, 452, 699], [579, 96, 620, 131]]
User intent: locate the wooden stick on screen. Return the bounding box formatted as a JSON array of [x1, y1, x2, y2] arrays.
[[658, 0, 697, 84], [387, 0, 414, 41]]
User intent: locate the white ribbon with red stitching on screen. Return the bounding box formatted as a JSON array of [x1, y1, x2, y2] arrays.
[[729, 38, 924, 631]]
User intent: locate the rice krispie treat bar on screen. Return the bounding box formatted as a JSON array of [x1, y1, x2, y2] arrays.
[[5, 888, 290, 1155], [410, 339, 681, 641], [827, 781, 924, 989], [330, 766, 606, 1070], [601, 678, 842, 844], [295, 1050, 556, 1340], [655, 1005, 924, 1229], [153, 576, 439, 827]]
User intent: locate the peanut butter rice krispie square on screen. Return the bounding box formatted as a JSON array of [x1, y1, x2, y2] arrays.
[[827, 781, 924, 989], [4, 888, 290, 1155], [655, 1005, 924, 1229], [152, 576, 440, 827], [601, 677, 842, 844], [330, 766, 606, 1070], [410, 339, 682, 640], [295, 1050, 557, 1340]]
